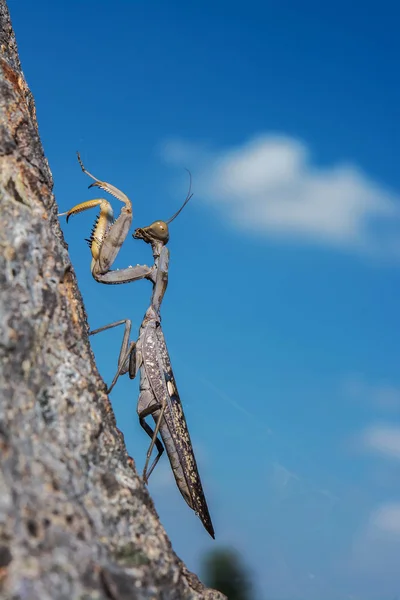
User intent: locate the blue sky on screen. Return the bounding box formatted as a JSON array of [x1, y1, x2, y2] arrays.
[[9, 1, 400, 598]]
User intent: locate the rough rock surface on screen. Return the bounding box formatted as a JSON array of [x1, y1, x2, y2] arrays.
[[0, 2, 224, 598]]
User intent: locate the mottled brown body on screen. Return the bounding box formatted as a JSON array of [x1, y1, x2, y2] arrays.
[[136, 270, 214, 537]]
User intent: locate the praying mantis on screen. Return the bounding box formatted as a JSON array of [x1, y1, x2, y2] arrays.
[[58, 154, 215, 539]]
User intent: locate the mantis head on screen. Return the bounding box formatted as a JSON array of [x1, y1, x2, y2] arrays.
[[133, 220, 170, 244], [133, 171, 193, 246]]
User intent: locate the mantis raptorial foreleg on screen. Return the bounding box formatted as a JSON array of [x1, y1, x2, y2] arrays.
[[76, 152, 132, 206], [59, 153, 153, 284]]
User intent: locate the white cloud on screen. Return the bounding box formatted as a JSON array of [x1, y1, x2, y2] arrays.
[[361, 424, 400, 460], [351, 503, 400, 581], [343, 376, 400, 411], [160, 134, 400, 256], [370, 503, 400, 535]]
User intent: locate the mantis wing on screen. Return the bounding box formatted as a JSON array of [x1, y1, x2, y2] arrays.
[[143, 322, 215, 539]]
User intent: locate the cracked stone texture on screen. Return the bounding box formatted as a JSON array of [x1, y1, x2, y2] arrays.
[[0, 2, 225, 599]]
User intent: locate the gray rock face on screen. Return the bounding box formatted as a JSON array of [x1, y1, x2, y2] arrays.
[[0, 2, 224, 598]]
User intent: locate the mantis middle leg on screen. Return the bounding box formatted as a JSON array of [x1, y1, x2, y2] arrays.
[[89, 319, 136, 393]]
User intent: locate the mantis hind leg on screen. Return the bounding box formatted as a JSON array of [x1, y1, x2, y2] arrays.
[[139, 402, 165, 482]]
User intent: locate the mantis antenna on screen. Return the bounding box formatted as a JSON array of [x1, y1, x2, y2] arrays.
[[165, 169, 193, 224]]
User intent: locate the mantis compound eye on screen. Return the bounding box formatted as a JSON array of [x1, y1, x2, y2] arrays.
[[149, 221, 170, 243]]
